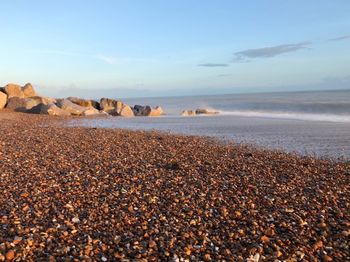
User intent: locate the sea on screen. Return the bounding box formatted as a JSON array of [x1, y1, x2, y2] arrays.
[[70, 89, 350, 160]]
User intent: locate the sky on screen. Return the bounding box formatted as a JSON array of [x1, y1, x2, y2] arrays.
[[0, 0, 349, 98]]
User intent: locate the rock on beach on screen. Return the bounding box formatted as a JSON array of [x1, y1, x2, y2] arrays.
[[22, 83, 37, 97], [29, 103, 71, 116], [0, 91, 7, 109], [3, 83, 24, 98], [67, 97, 100, 109], [56, 99, 87, 116], [1, 82, 165, 119]]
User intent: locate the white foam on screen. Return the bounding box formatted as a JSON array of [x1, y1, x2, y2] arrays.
[[218, 110, 350, 123]]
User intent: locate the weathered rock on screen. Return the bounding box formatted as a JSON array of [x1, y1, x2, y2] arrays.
[[119, 105, 134, 117], [3, 83, 24, 98], [133, 105, 144, 116], [56, 99, 86, 116], [22, 83, 37, 97], [0, 91, 7, 109], [29, 96, 56, 106], [100, 98, 134, 117], [142, 106, 164, 117], [82, 107, 102, 116], [181, 110, 196, 116], [29, 103, 71, 116], [100, 98, 123, 113], [6, 96, 56, 112], [67, 97, 100, 109], [6, 97, 34, 111], [133, 105, 164, 116], [195, 108, 219, 115]]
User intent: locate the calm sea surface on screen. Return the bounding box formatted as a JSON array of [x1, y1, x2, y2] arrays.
[[69, 90, 350, 160]]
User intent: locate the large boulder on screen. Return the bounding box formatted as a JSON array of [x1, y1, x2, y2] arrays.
[[29, 103, 71, 116], [100, 98, 134, 117], [82, 107, 104, 116], [6, 96, 56, 112], [133, 105, 164, 116], [100, 98, 123, 113], [133, 105, 144, 116], [195, 108, 219, 115], [56, 99, 86, 116], [22, 83, 37, 97], [3, 84, 24, 98], [0, 91, 7, 109], [119, 105, 134, 117], [67, 97, 100, 109], [181, 110, 196, 116], [142, 106, 164, 117], [6, 97, 37, 111]]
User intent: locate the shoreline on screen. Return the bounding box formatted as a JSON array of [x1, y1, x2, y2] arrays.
[[68, 114, 350, 162], [0, 112, 349, 260]]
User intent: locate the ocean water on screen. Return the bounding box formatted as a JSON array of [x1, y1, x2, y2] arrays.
[[70, 90, 350, 160]]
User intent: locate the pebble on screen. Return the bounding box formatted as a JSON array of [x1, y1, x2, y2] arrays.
[[5, 250, 15, 261]]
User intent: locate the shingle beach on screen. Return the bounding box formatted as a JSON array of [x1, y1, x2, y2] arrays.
[[0, 111, 349, 261]]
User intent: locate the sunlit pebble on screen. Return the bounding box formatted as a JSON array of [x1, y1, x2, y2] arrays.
[[72, 217, 80, 223]]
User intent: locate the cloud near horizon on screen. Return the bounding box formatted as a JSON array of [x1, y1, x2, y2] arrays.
[[198, 63, 229, 67], [328, 34, 350, 41], [233, 42, 311, 62]]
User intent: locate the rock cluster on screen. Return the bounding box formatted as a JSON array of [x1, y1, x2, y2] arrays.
[[0, 83, 164, 117], [0, 112, 349, 261], [181, 108, 219, 116]]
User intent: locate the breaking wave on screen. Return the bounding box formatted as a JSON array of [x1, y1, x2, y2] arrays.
[[218, 110, 350, 123]]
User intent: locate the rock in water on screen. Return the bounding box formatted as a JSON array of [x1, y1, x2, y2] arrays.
[[100, 98, 123, 113], [144, 106, 163, 116], [3, 83, 24, 98], [133, 105, 144, 116], [181, 110, 196, 116], [22, 83, 37, 97], [100, 98, 134, 117], [195, 108, 219, 115], [119, 104, 134, 117], [0, 91, 7, 109], [133, 105, 164, 116], [56, 99, 86, 116]]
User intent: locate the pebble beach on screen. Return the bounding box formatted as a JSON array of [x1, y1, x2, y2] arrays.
[[0, 111, 349, 261]]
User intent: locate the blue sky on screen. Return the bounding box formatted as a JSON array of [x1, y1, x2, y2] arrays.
[[0, 0, 349, 98]]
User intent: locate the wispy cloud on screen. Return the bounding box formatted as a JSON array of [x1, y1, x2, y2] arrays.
[[233, 42, 311, 62], [328, 34, 350, 41], [198, 63, 229, 67], [95, 54, 119, 65]]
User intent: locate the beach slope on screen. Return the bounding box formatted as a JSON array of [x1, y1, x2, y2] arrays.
[[0, 112, 349, 261]]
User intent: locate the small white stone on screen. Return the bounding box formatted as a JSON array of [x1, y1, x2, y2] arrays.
[[101, 256, 107, 262], [253, 253, 260, 262], [72, 217, 80, 223]]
